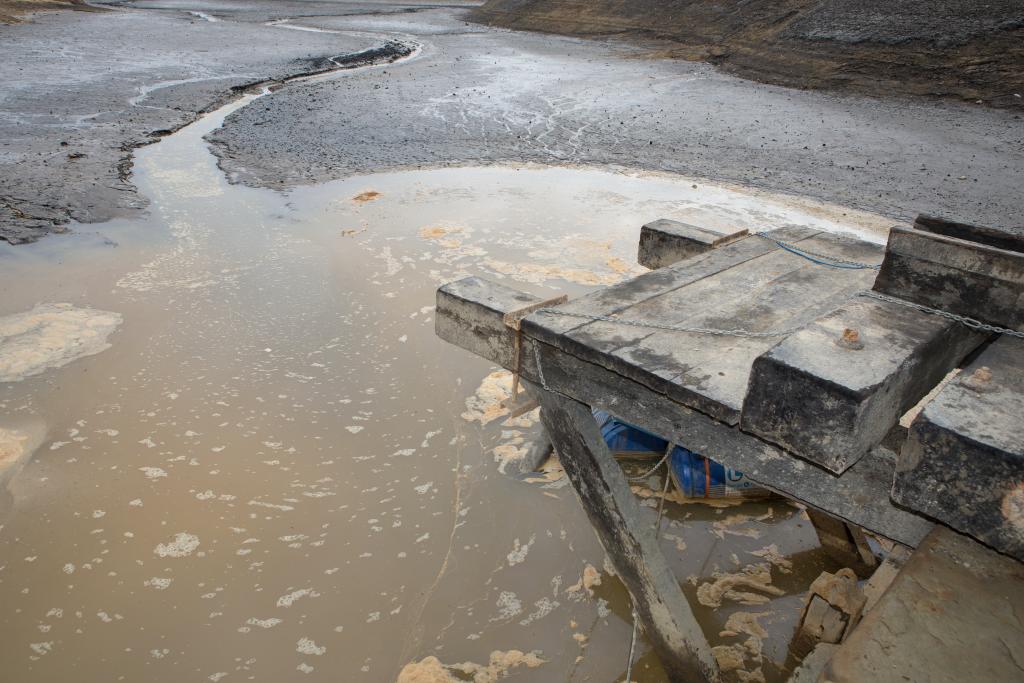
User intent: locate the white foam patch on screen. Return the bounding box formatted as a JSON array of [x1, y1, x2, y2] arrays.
[[0, 303, 122, 382], [0, 423, 44, 474], [296, 637, 326, 655], [277, 588, 319, 607], [140, 467, 168, 480], [506, 535, 535, 567], [154, 533, 200, 558]]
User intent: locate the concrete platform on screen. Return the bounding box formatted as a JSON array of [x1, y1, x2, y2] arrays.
[[823, 526, 1024, 683]]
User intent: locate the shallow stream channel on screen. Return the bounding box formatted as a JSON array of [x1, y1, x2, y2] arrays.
[[0, 23, 893, 683]]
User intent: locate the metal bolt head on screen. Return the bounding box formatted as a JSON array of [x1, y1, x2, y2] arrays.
[[962, 366, 994, 393], [835, 327, 864, 350]]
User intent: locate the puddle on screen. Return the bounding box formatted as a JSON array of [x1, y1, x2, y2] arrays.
[[0, 36, 891, 683]]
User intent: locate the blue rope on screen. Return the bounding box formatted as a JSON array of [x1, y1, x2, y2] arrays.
[[772, 241, 877, 269]]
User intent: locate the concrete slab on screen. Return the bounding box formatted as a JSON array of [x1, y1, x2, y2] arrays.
[[873, 225, 1024, 332], [823, 526, 1024, 683], [526, 229, 880, 424], [892, 336, 1024, 560], [637, 218, 748, 269], [741, 297, 986, 473]]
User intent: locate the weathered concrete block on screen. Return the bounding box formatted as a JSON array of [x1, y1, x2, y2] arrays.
[[435, 276, 542, 370], [637, 218, 747, 269], [873, 225, 1024, 332], [892, 336, 1024, 560], [824, 527, 1024, 683], [741, 297, 985, 473], [913, 214, 1024, 253]]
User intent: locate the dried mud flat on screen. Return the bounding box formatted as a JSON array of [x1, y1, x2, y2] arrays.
[[2, 0, 1023, 244], [470, 0, 1024, 109]]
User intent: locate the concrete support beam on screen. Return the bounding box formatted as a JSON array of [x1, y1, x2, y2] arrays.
[[527, 334, 933, 547], [892, 336, 1024, 560], [637, 218, 748, 269], [741, 297, 986, 473], [873, 225, 1024, 332], [534, 384, 719, 683], [435, 276, 544, 371]]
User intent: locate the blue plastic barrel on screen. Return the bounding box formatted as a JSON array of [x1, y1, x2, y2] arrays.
[[594, 410, 768, 499], [593, 409, 669, 459], [669, 447, 767, 499]]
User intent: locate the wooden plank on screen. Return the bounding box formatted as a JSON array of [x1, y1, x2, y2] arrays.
[[873, 225, 1024, 332], [533, 385, 718, 683], [824, 527, 1024, 683], [523, 336, 933, 547], [637, 218, 748, 269], [531, 232, 880, 424], [892, 335, 1024, 561], [741, 297, 987, 472]]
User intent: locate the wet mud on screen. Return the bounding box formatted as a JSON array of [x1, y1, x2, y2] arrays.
[[3, 0, 1023, 244]]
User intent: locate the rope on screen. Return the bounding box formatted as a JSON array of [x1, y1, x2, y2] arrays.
[[627, 442, 674, 482], [751, 232, 881, 270]]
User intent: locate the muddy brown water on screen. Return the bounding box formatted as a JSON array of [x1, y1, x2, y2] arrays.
[[0, 45, 891, 683]]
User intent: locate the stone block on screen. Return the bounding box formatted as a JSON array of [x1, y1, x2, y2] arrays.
[[637, 218, 747, 269], [913, 213, 1024, 253], [892, 336, 1024, 560], [873, 225, 1024, 332], [741, 297, 985, 473]]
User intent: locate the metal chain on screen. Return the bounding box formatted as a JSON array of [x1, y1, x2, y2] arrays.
[[860, 291, 1024, 339], [532, 233, 885, 339], [532, 343, 552, 392], [534, 309, 804, 338], [752, 232, 881, 270]]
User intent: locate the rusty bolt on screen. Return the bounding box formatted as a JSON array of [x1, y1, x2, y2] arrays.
[[962, 366, 994, 393], [835, 327, 864, 350]]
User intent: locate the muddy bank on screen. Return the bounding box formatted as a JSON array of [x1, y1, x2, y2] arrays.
[[207, 4, 1024, 234], [469, 0, 1024, 109], [0, 2, 387, 244], [4, 1, 1023, 245], [0, 0, 95, 24]]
